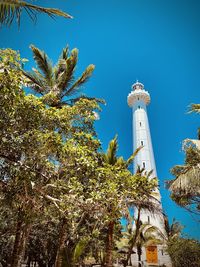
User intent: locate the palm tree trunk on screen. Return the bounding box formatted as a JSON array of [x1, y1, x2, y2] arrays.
[[125, 207, 141, 267], [137, 244, 142, 267], [105, 221, 114, 267], [55, 218, 68, 267]]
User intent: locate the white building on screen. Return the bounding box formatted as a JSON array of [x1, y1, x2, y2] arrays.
[[127, 81, 172, 267]]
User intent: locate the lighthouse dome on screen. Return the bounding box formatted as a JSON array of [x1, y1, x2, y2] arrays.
[[127, 81, 150, 107]]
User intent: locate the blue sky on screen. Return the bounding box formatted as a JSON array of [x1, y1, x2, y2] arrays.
[[1, 0, 200, 239]]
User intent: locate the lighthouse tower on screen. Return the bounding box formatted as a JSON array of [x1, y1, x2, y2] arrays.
[[127, 81, 171, 267]]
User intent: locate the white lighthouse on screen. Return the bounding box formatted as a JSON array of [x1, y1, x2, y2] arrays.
[[127, 81, 171, 267]]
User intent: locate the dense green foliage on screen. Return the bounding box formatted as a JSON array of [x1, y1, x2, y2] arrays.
[[0, 49, 158, 267], [167, 237, 200, 267], [0, 48, 101, 267], [1, 1, 199, 266]]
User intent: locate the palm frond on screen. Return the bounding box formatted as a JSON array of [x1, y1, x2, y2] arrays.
[[136, 165, 145, 175], [0, 0, 72, 27], [54, 46, 69, 79], [143, 225, 165, 241], [116, 156, 125, 167], [129, 198, 162, 214], [22, 69, 45, 94], [73, 238, 89, 263], [57, 48, 78, 93], [64, 64, 95, 97], [104, 135, 118, 165], [54, 59, 67, 81], [146, 169, 154, 178], [126, 146, 143, 167], [135, 165, 155, 181], [163, 214, 170, 237], [61, 46, 69, 60], [169, 165, 200, 195], [189, 103, 200, 114], [31, 67, 44, 80], [144, 237, 163, 246], [30, 45, 53, 87], [170, 218, 183, 238], [129, 222, 164, 250]]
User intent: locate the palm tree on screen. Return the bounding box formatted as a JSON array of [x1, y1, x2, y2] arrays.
[[118, 221, 163, 267], [103, 136, 141, 267], [163, 215, 183, 241], [123, 166, 161, 267], [23, 45, 104, 107], [167, 103, 200, 214], [121, 215, 182, 267], [168, 137, 200, 213], [134, 223, 163, 267], [0, 0, 72, 27]]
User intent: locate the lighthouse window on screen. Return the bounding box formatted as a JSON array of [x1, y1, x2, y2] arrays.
[[138, 105, 140, 109], [148, 216, 150, 224], [138, 97, 139, 100], [143, 162, 145, 168], [139, 122, 142, 127], [141, 141, 143, 146]]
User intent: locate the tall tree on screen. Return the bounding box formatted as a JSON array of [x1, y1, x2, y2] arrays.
[[101, 137, 159, 267], [102, 136, 139, 267], [0, 48, 160, 267], [123, 167, 160, 267], [0, 48, 101, 267]]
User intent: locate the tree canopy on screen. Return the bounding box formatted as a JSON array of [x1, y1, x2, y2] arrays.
[[0, 48, 159, 267]]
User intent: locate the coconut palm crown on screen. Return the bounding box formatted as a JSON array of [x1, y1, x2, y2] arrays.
[[23, 45, 104, 107], [103, 135, 142, 167]]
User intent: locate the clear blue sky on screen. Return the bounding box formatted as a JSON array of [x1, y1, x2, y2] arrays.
[[1, 0, 200, 239]]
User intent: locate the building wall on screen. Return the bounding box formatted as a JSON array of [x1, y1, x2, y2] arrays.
[[128, 84, 172, 267], [131, 245, 172, 267], [132, 100, 157, 178], [132, 99, 164, 231]]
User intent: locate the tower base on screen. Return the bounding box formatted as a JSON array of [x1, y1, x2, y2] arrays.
[[130, 245, 172, 267]]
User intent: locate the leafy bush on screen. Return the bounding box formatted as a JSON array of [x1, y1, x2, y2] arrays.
[[167, 237, 200, 267]]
